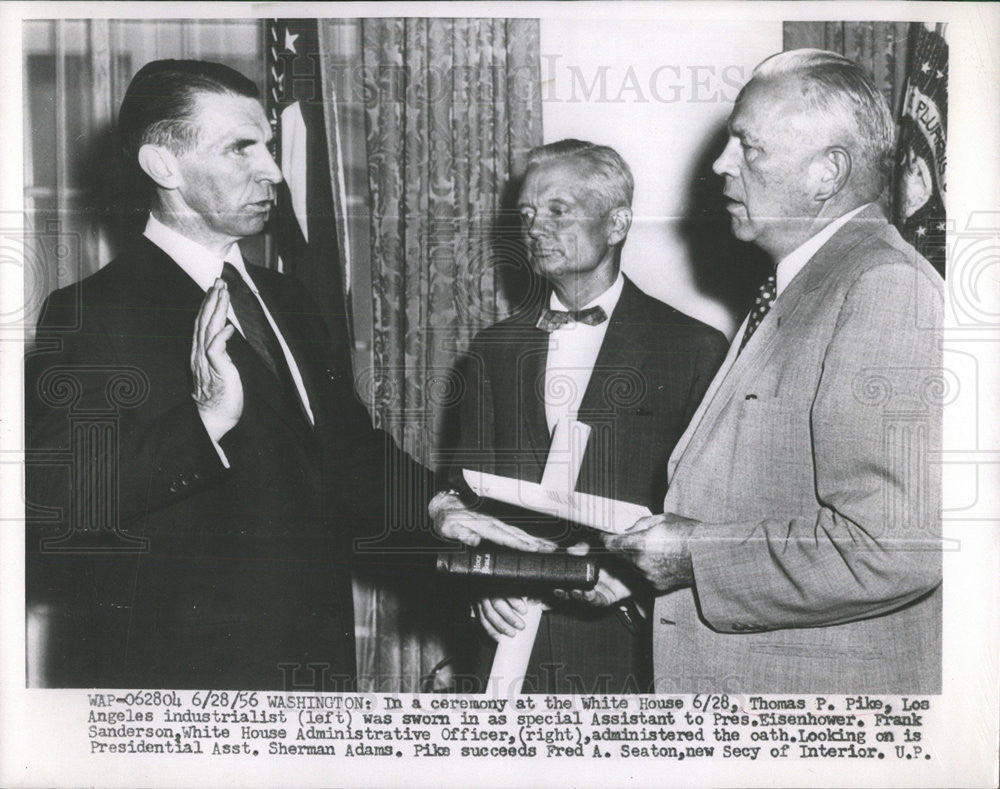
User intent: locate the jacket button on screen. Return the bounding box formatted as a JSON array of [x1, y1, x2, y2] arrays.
[[181, 478, 189, 487], [193, 472, 201, 480], [168, 482, 179, 493]]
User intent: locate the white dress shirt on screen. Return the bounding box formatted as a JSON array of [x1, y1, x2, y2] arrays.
[[543, 273, 624, 434], [144, 215, 314, 463]]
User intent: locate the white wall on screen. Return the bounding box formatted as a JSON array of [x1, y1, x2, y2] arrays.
[[540, 19, 781, 335]]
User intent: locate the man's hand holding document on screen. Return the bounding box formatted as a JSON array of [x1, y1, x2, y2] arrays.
[[431, 419, 650, 696]]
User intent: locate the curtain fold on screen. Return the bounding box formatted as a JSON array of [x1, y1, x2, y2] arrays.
[[337, 17, 542, 691], [783, 22, 911, 115]]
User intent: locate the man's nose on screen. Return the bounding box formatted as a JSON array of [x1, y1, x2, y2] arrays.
[[256, 150, 284, 184], [524, 213, 547, 239], [712, 137, 740, 177]]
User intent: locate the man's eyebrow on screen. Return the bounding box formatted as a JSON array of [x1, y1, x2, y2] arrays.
[[729, 122, 758, 146]]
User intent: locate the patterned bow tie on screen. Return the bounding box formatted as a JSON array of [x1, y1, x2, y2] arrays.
[[738, 272, 777, 354], [535, 305, 608, 332]]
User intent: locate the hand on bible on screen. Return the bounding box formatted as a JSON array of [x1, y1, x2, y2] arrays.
[[429, 492, 558, 553], [191, 279, 243, 441]]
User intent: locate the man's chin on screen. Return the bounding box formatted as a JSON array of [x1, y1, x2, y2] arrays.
[[237, 215, 269, 236], [728, 217, 758, 243], [530, 255, 566, 277]]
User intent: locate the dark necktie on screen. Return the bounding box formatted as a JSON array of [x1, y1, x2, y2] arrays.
[[221, 262, 292, 383], [535, 305, 608, 333], [738, 273, 777, 354]]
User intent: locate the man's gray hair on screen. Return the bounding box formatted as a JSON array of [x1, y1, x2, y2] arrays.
[[752, 48, 895, 193], [525, 139, 634, 210]]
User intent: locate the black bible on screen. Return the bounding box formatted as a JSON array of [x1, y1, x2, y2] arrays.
[[436, 546, 598, 590]]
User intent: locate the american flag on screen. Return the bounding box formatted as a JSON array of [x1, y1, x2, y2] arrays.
[[893, 23, 947, 278], [265, 18, 354, 349]]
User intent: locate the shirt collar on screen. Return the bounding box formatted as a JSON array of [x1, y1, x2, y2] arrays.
[[143, 213, 251, 292], [549, 271, 625, 317], [775, 203, 871, 294]]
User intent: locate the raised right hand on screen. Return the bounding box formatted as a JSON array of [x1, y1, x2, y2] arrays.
[[190, 279, 243, 440]]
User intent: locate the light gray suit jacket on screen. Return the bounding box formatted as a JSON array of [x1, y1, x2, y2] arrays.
[[654, 205, 943, 693]]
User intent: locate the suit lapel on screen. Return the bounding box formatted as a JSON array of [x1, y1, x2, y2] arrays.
[[579, 278, 649, 415], [516, 320, 551, 470], [668, 207, 889, 477], [666, 322, 741, 480], [574, 278, 650, 493], [523, 277, 653, 473]]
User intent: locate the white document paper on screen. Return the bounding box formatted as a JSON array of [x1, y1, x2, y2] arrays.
[[462, 468, 651, 535]]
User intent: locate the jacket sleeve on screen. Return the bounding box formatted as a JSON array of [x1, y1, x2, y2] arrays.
[[688, 261, 943, 631]]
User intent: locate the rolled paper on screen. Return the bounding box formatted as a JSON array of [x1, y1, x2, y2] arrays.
[[486, 599, 545, 698], [485, 420, 589, 696]]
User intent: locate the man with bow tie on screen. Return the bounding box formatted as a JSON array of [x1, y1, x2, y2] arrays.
[[25, 60, 430, 690], [602, 50, 944, 693], [432, 139, 727, 693]]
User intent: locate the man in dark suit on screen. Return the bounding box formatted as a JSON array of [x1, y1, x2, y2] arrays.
[[432, 140, 727, 693], [25, 60, 427, 690]]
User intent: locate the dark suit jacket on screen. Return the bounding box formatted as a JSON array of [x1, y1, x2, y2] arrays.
[[25, 236, 429, 690], [440, 276, 727, 691], [445, 276, 727, 519]]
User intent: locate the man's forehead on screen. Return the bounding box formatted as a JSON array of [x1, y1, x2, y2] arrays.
[[520, 160, 598, 201], [730, 76, 807, 130], [191, 92, 268, 132]]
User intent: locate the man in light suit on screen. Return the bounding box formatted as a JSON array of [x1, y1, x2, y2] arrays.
[[602, 49, 943, 693], [25, 60, 430, 690], [433, 140, 727, 693]]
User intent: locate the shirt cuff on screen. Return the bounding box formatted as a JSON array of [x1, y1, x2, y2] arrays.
[[198, 409, 232, 469], [209, 437, 230, 469]]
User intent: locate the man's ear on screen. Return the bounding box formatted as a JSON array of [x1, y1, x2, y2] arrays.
[[607, 206, 633, 246], [812, 146, 851, 202], [137, 144, 182, 190]]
